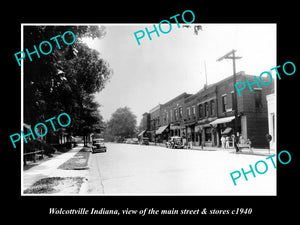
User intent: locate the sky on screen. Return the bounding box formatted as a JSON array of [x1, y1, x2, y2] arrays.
[[82, 24, 276, 123]]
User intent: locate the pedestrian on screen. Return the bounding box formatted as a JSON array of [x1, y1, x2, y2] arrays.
[[233, 134, 240, 152], [239, 136, 245, 145], [182, 132, 187, 148], [225, 136, 230, 149], [246, 138, 253, 153], [221, 135, 226, 148], [188, 138, 193, 149]]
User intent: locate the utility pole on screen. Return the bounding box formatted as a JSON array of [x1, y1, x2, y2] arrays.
[[216, 49, 242, 137]]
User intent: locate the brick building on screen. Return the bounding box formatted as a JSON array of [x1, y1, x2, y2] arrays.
[[143, 71, 274, 148], [185, 84, 218, 147], [159, 92, 191, 142]]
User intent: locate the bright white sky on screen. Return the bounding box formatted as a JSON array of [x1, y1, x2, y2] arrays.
[[82, 24, 276, 123]]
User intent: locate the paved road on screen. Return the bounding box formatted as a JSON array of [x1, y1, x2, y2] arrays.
[[87, 143, 276, 195]]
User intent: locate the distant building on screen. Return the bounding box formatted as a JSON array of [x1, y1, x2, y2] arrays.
[[138, 112, 151, 139], [149, 104, 162, 142]]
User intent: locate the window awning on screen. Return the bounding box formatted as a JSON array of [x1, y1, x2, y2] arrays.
[[155, 125, 169, 135], [221, 127, 232, 135], [209, 116, 235, 126], [138, 130, 146, 137], [185, 121, 197, 127]]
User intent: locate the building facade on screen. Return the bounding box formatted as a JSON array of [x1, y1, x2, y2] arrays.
[[143, 72, 275, 148], [159, 92, 191, 143], [138, 112, 151, 139], [185, 84, 218, 147]]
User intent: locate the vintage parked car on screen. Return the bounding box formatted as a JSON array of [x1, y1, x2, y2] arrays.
[[140, 137, 149, 145], [131, 138, 139, 144], [165, 136, 184, 149], [125, 138, 139, 144], [92, 138, 107, 153]]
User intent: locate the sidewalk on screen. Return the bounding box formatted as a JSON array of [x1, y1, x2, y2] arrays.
[[23, 144, 88, 192], [191, 145, 275, 156], [149, 142, 275, 156]]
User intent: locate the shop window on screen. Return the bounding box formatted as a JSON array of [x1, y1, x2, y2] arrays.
[[174, 109, 178, 120], [179, 107, 183, 119], [205, 102, 209, 117], [198, 104, 203, 118], [211, 100, 215, 116], [187, 107, 191, 117], [205, 127, 212, 141]]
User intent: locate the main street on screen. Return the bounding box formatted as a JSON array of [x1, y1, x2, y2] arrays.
[[87, 143, 276, 195]]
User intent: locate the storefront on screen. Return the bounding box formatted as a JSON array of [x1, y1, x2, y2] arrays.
[[209, 116, 238, 147], [170, 124, 181, 137], [203, 125, 214, 147], [186, 123, 196, 142], [194, 125, 202, 146], [196, 117, 217, 147], [155, 124, 170, 143]]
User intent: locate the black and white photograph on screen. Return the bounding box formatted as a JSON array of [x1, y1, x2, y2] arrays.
[[5, 4, 298, 221], [20, 23, 277, 195]]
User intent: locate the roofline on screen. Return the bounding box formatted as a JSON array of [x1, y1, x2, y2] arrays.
[[149, 104, 162, 113], [186, 71, 254, 102], [162, 92, 192, 106]]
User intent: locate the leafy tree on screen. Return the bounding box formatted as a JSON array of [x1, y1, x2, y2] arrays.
[[105, 107, 137, 142], [23, 25, 112, 145]]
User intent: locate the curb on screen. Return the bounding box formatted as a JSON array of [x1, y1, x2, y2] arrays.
[[79, 177, 89, 194], [229, 150, 275, 157], [78, 150, 93, 194]]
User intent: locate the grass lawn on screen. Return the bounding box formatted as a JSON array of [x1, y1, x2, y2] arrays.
[[58, 147, 91, 170], [24, 177, 85, 194]]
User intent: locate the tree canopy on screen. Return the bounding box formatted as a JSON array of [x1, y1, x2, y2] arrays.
[[23, 25, 112, 141], [105, 107, 137, 142]]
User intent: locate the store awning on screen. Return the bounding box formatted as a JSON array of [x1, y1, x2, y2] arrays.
[[209, 116, 235, 126], [170, 124, 181, 130], [185, 121, 197, 127], [221, 127, 232, 135], [155, 125, 169, 135], [138, 130, 146, 137]]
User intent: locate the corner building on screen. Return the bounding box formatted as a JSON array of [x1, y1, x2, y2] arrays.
[[189, 71, 274, 148]]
